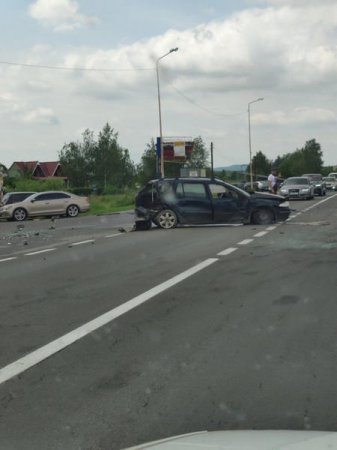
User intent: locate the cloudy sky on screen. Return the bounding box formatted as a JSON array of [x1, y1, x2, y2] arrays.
[[1, 0, 337, 169]]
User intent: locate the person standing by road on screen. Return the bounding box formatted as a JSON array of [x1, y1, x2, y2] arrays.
[[268, 168, 278, 194]]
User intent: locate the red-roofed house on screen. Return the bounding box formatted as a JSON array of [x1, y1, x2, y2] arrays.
[[33, 161, 64, 179], [8, 161, 38, 178], [8, 161, 66, 181]]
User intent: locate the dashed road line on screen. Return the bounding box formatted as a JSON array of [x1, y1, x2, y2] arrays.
[[69, 239, 95, 247], [254, 231, 268, 238], [217, 247, 238, 256], [237, 238, 254, 245], [25, 248, 56, 256], [266, 226, 277, 231], [105, 233, 123, 238], [0, 257, 17, 263], [0, 257, 218, 385]]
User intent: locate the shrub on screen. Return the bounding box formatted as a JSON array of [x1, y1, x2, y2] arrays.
[[69, 187, 92, 196], [13, 178, 67, 192]]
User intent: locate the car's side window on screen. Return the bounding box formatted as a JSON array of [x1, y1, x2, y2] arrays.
[[209, 183, 230, 199], [34, 194, 51, 201], [182, 183, 207, 199], [158, 181, 173, 195], [49, 193, 70, 200], [209, 183, 241, 201], [176, 182, 184, 198]]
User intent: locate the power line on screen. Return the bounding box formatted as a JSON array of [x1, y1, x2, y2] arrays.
[[1, 58, 245, 117], [170, 82, 246, 118], [0, 60, 155, 72]]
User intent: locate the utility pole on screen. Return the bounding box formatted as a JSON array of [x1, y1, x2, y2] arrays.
[[210, 142, 214, 179]]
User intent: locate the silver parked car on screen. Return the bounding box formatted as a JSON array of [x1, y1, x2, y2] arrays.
[[302, 173, 326, 196], [0, 191, 90, 221], [323, 177, 337, 191], [278, 177, 315, 200]]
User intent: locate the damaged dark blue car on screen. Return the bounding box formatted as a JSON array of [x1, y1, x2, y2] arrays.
[[135, 178, 290, 230]]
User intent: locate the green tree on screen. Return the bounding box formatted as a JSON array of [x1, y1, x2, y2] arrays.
[[274, 139, 324, 178], [301, 138, 323, 172], [136, 139, 157, 185], [91, 123, 120, 188], [249, 151, 271, 177], [184, 136, 209, 169], [60, 124, 136, 190], [59, 130, 93, 187], [116, 149, 136, 188]]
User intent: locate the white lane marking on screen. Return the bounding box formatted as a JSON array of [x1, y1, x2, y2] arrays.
[[0, 257, 218, 385], [217, 247, 238, 256], [69, 239, 95, 247], [266, 226, 277, 231], [254, 231, 268, 238], [302, 194, 337, 212], [105, 233, 122, 238], [25, 248, 56, 256], [0, 257, 17, 263], [237, 239, 254, 245]]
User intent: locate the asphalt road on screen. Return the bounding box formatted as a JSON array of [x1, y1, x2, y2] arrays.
[[1, 194, 337, 450]]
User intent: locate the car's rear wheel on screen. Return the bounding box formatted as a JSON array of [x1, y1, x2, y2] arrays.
[[155, 209, 177, 229], [67, 204, 79, 217], [13, 208, 27, 221], [252, 208, 274, 225]]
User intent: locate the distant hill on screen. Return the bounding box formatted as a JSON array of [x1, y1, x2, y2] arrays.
[[215, 164, 247, 172]]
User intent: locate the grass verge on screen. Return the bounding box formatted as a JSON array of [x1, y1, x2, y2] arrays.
[[83, 193, 135, 216]]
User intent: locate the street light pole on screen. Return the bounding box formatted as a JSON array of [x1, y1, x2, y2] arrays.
[[248, 97, 264, 189], [156, 47, 178, 178]]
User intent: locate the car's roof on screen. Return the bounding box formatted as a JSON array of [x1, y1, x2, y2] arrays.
[[31, 191, 71, 195], [5, 191, 36, 195], [149, 177, 224, 183]]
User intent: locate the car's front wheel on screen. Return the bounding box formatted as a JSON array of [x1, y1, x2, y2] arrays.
[[155, 209, 177, 229], [66, 204, 79, 217], [252, 208, 274, 225], [13, 208, 27, 221]]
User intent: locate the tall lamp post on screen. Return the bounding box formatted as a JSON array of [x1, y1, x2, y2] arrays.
[[248, 97, 264, 189], [156, 47, 178, 178]]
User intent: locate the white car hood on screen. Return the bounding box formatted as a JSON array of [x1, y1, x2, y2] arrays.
[[123, 430, 337, 449]]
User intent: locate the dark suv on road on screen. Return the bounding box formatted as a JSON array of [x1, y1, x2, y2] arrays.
[[135, 178, 290, 229]]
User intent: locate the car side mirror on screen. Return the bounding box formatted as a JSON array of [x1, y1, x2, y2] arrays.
[[31, 199, 35, 203]]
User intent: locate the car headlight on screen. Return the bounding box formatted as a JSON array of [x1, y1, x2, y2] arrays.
[[300, 188, 310, 192], [279, 201, 290, 208], [280, 189, 287, 194], [315, 184, 321, 187]]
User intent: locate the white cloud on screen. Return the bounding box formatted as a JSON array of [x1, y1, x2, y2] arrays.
[[253, 107, 337, 126], [22, 107, 59, 125], [2, 2, 337, 167], [49, 3, 337, 98], [28, 0, 98, 32]]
